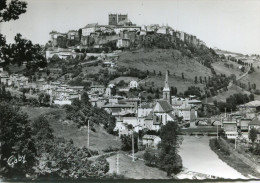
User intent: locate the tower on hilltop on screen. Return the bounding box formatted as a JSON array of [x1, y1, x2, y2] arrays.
[[118, 14, 128, 23], [109, 14, 117, 25], [163, 70, 171, 104]]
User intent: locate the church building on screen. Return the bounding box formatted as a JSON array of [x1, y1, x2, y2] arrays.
[[152, 71, 175, 126]]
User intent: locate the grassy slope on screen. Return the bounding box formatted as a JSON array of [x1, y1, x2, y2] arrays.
[[205, 85, 251, 103], [212, 60, 243, 78], [118, 48, 212, 92], [21, 106, 59, 120], [21, 106, 121, 154], [240, 60, 260, 93], [143, 75, 205, 93], [109, 76, 139, 84], [107, 153, 169, 179]]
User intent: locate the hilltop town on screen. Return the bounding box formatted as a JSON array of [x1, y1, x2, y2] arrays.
[[1, 11, 260, 180]]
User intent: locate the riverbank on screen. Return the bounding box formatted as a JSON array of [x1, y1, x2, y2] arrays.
[[209, 138, 260, 179]]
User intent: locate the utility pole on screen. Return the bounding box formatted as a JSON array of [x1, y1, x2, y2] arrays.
[[88, 120, 90, 148], [205, 89, 207, 104], [132, 130, 135, 162], [225, 108, 227, 118], [136, 103, 140, 145], [217, 123, 218, 140], [116, 152, 119, 174], [235, 137, 237, 149]]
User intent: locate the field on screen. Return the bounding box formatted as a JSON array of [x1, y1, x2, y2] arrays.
[[240, 67, 260, 91], [107, 152, 169, 179], [21, 106, 122, 154], [118, 49, 212, 80], [212, 60, 243, 77], [143, 75, 205, 93], [21, 106, 58, 120], [8, 64, 26, 73], [117, 48, 212, 92], [109, 76, 139, 84], [82, 65, 102, 75]]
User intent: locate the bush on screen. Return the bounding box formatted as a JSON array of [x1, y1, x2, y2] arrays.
[[209, 138, 230, 156], [253, 144, 260, 155]]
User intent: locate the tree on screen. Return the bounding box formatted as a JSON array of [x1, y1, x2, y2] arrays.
[[194, 76, 198, 84], [78, 28, 82, 41], [0, 0, 27, 23], [143, 149, 158, 166], [21, 90, 26, 102], [0, 102, 36, 178], [181, 72, 184, 79], [120, 133, 138, 151], [117, 80, 126, 87], [146, 70, 150, 76], [3, 33, 47, 68], [81, 92, 91, 106], [0, 0, 46, 70], [159, 122, 182, 176], [42, 94, 50, 106], [249, 128, 257, 144], [249, 93, 254, 101], [38, 93, 44, 104], [31, 115, 54, 154], [158, 71, 162, 76]]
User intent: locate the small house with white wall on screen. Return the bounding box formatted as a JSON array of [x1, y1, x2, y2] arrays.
[[129, 80, 138, 89], [142, 135, 161, 148]]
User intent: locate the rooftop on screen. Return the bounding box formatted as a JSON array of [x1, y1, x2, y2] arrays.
[[143, 135, 160, 140], [102, 104, 134, 108], [154, 100, 173, 113], [239, 100, 260, 108], [248, 117, 260, 126], [83, 23, 99, 29]]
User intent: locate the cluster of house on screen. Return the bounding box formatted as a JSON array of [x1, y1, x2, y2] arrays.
[[45, 47, 82, 60], [87, 71, 200, 149], [0, 71, 29, 89], [221, 100, 260, 142], [0, 68, 84, 105], [48, 13, 206, 52], [45, 47, 119, 66], [40, 82, 84, 105]]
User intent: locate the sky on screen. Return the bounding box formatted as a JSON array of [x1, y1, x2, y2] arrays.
[[1, 0, 260, 55]]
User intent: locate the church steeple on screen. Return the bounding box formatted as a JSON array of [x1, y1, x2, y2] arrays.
[[163, 71, 171, 104], [164, 70, 169, 90]]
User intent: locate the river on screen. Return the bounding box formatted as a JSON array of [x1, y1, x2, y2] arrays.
[[178, 135, 246, 179]]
